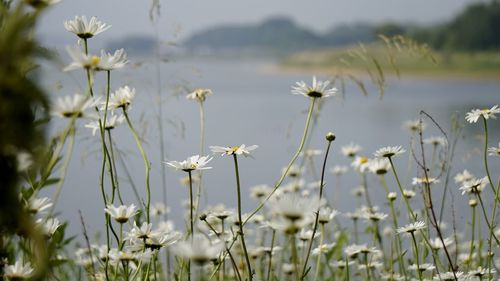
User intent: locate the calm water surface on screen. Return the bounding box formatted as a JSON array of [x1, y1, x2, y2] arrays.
[[41, 57, 500, 241]]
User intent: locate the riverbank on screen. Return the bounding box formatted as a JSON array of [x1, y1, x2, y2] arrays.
[[280, 45, 500, 80]]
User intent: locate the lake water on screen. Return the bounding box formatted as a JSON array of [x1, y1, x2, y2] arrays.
[[40, 56, 500, 243]]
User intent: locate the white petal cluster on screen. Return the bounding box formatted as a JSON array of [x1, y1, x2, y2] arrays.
[[186, 88, 213, 102], [373, 145, 405, 158], [64, 16, 111, 39], [465, 105, 500, 123], [165, 155, 213, 172], [106, 86, 136, 111], [210, 144, 258, 157], [104, 204, 138, 223], [51, 93, 97, 119], [291, 76, 337, 98]]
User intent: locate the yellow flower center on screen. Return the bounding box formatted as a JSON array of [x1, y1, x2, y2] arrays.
[[91, 55, 101, 66], [231, 146, 240, 152], [360, 157, 368, 164]]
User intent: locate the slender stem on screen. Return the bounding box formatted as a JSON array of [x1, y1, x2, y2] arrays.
[[388, 157, 416, 220], [475, 193, 500, 245], [410, 233, 423, 281], [107, 130, 124, 204], [188, 171, 194, 239], [50, 124, 76, 211], [301, 138, 332, 279], [364, 253, 371, 281], [266, 230, 276, 281], [232, 154, 253, 280], [188, 171, 193, 281], [290, 234, 300, 281], [313, 224, 325, 281], [123, 110, 151, 223], [469, 205, 476, 268], [244, 97, 317, 225], [194, 101, 206, 219], [482, 117, 499, 202]]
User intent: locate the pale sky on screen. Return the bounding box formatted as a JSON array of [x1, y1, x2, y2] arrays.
[[38, 0, 480, 44]]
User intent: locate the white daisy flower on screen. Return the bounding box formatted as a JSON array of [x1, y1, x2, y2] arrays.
[[209, 144, 258, 157], [454, 169, 475, 184], [127, 222, 153, 240], [468, 266, 495, 279], [165, 155, 213, 172], [298, 229, 318, 242], [396, 221, 426, 234], [331, 165, 348, 175], [368, 158, 391, 175], [488, 143, 500, 156], [387, 192, 397, 201], [408, 263, 435, 272], [458, 177, 488, 195], [104, 204, 138, 223], [423, 136, 447, 146], [433, 271, 464, 280], [373, 146, 405, 158], [186, 88, 213, 102], [351, 156, 370, 173], [51, 93, 96, 119], [96, 49, 129, 71], [145, 231, 182, 250], [318, 207, 340, 224], [172, 235, 224, 265], [403, 119, 426, 132], [428, 237, 453, 251], [106, 86, 136, 111], [64, 16, 111, 39], [250, 184, 272, 199], [412, 177, 440, 186], [27, 197, 53, 214], [268, 193, 322, 234], [84, 113, 125, 136], [402, 189, 416, 199], [3, 261, 34, 280], [291, 76, 337, 98], [63, 47, 101, 72], [301, 149, 322, 158], [150, 202, 169, 217], [341, 142, 362, 157], [465, 105, 500, 123], [36, 218, 61, 237], [311, 243, 336, 256]]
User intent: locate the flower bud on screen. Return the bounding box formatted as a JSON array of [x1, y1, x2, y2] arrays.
[[326, 132, 336, 142]]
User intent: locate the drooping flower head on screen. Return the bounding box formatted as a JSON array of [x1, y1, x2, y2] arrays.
[[165, 155, 213, 172], [465, 105, 500, 123], [64, 16, 111, 39], [186, 88, 213, 102], [210, 144, 258, 157], [458, 177, 488, 195], [291, 76, 337, 98]]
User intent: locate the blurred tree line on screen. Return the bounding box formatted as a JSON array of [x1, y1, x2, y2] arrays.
[[377, 1, 500, 51]]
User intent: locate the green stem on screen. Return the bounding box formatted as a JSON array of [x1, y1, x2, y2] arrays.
[[266, 230, 276, 281], [290, 234, 300, 281], [232, 154, 253, 280], [469, 205, 476, 268], [194, 101, 205, 220], [313, 224, 325, 281], [301, 137, 332, 279], [389, 157, 417, 220], [482, 117, 499, 203], [123, 110, 151, 223], [50, 123, 76, 213], [410, 233, 423, 281]]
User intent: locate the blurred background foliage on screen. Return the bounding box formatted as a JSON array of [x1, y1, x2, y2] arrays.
[[0, 0, 49, 274]]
